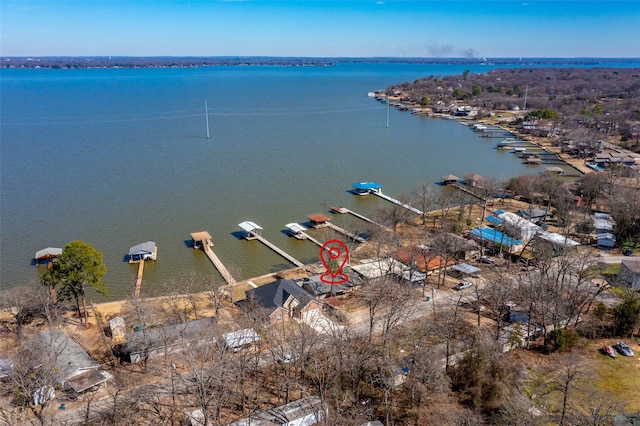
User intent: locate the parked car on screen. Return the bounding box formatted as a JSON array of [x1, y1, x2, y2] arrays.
[[278, 353, 300, 364], [455, 281, 473, 291], [614, 341, 634, 356], [480, 255, 495, 264], [602, 345, 617, 358]]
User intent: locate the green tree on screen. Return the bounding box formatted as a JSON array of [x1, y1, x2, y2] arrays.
[[471, 85, 482, 97], [43, 240, 108, 326], [611, 293, 640, 337], [420, 96, 430, 106]]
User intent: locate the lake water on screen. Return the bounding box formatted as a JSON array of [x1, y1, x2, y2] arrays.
[[0, 61, 631, 299]]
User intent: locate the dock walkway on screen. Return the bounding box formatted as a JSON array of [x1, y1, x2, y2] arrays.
[[134, 260, 145, 297], [449, 183, 487, 202], [203, 244, 237, 285], [332, 206, 390, 231], [373, 191, 423, 215], [252, 234, 305, 268], [326, 223, 366, 243]]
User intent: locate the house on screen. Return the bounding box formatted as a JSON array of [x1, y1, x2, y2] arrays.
[[223, 328, 261, 352], [619, 259, 640, 289], [392, 245, 456, 275], [26, 331, 110, 393], [497, 211, 540, 241], [128, 241, 157, 263], [115, 317, 218, 363], [243, 279, 323, 323], [450, 263, 482, 278], [593, 212, 615, 234], [351, 258, 405, 281], [597, 233, 616, 248], [301, 274, 354, 298], [469, 227, 524, 253], [228, 395, 325, 426]]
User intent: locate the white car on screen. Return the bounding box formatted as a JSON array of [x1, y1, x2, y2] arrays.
[[455, 281, 473, 290]]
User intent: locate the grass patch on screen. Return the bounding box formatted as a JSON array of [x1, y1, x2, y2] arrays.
[[592, 347, 640, 412]]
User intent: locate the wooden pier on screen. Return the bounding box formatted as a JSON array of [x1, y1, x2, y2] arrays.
[[133, 260, 145, 297], [331, 206, 389, 230], [449, 183, 487, 202], [326, 222, 367, 243], [239, 221, 305, 268], [372, 191, 423, 215], [190, 231, 236, 285]]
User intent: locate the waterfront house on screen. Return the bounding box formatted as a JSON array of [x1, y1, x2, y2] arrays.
[[351, 258, 405, 282], [469, 227, 524, 253], [392, 245, 456, 275], [517, 208, 552, 222], [301, 274, 354, 298], [27, 331, 110, 393], [128, 241, 157, 263], [115, 317, 218, 363], [243, 279, 322, 323]]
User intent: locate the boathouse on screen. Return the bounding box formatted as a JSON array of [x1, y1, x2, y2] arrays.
[[34, 247, 62, 267], [128, 241, 157, 263], [307, 213, 332, 228], [441, 174, 460, 185], [238, 221, 263, 240], [285, 223, 308, 239], [464, 173, 486, 188], [190, 231, 212, 249], [352, 182, 382, 195]]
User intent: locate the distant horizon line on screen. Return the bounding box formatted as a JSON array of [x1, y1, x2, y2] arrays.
[[3, 55, 640, 60]]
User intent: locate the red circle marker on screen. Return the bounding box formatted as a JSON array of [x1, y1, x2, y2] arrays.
[[320, 239, 349, 285]]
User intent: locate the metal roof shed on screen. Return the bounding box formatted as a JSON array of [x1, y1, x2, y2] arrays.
[[34, 247, 62, 266], [238, 221, 263, 239], [223, 328, 261, 351], [128, 241, 157, 262]]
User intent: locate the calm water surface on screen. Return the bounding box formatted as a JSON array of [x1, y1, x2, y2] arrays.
[[0, 62, 591, 299]]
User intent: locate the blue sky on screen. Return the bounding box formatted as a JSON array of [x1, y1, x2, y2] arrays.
[[1, 1, 639, 58]]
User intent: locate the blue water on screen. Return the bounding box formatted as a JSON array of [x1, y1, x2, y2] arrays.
[[2, 61, 637, 299]]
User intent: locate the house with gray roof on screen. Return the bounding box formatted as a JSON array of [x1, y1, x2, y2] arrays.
[[243, 279, 322, 323], [620, 259, 640, 289], [26, 330, 109, 393], [115, 317, 218, 363]]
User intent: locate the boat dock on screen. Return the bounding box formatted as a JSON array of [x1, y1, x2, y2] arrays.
[[285, 223, 324, 247], [449, 183, 487, 202], [326, 222, 367, 243], [190, 231, 236, 285], [239, 221, 305, 268], [372, 191, 423, 215], [331, 206, 389, 230]]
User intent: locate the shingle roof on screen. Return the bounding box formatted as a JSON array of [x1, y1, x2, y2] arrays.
[[245, 279, 315, 311], [27, 331, 98, 383]]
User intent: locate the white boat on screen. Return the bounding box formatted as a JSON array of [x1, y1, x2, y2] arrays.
[[513, 147, 527, 152]]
